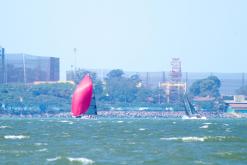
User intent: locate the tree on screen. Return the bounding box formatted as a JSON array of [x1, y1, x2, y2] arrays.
[[72, 69, 104, 98], [73, 69, 97, 84], [104, 69, 139, 103], [189, 76, 221, 97], [106, 69, 124, 79]]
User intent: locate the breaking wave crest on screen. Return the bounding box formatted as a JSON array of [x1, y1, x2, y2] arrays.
[[160, 137, 205, 142], [0, 126, 11, 129], [36, 148, 48, 152], [47, 156, 62, 162], [67, 157, 94, 164], [34, 143, 48, 146], [46, 156, 94, 164], [4, 135, 29, 140], [59, 120, 74, 124], [160, 136, 243, 142], [199, 125, 209, 129]]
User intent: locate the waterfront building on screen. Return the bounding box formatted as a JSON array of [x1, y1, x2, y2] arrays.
[[0, 51, 60, 83], [224, 95, 247, 113]]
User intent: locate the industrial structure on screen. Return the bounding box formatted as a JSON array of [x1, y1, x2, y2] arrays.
[[224, 95, 247, 113], [0, 47, 6, 83], [66, 65, 247, 96], [0, 48, 60, 83], [161, 58, 186, 103]]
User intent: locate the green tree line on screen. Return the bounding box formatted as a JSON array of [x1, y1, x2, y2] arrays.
[[0, 69, 230, 115]]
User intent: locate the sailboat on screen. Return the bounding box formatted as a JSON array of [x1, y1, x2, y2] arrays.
[[71, 74, 97, 118], [182, 94, 206, 120]]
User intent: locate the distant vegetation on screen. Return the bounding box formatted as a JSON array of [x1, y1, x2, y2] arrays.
[[0, 70, 227, 115], [0, 83, 74, 115], [73, 69, 165, 106], [189, 76, 221, 97], [189, 76, 226, 111]]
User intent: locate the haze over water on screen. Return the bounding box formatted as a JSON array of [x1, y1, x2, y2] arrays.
[[1, 118, 247, 165], [1, 0, 247, 79]]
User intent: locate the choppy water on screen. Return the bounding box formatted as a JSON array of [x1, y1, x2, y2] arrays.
[[1, 118, 247, 165]]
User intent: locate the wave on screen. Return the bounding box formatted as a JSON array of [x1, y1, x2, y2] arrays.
[[46, 156, 94, 164], [200, 125, 209, 129], [160, 137, 205, 142], [4, 135, 29, 140], [37, 148, 48, 152], [34, 143, 48, 146], [0, 126, 11, 129], [67, 157, 94, 164], [139, 128, 146, 131], [47, 156, 62, 162], [202, 123, 212, 125], [160, 136, 243, 142], [59, 120, 74, 124], [225, 128, 232, 132]]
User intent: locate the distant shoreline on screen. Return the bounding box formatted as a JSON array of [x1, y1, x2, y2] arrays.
[[0, 110, 246, 119]]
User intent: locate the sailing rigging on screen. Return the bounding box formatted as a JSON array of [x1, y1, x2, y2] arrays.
[[71, 74, 97, 117]]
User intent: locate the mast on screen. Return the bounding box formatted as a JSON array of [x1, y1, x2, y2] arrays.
[[86, 93, 97, 115], [183, 94, 191, 116], [185, 95, 196, 114]]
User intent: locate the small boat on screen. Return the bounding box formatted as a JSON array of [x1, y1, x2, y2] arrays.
[[71, 74, 97, 117], [182, 94, 207, 120]]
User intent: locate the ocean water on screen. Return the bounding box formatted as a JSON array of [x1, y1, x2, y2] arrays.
[[1, 118, 247, 165]]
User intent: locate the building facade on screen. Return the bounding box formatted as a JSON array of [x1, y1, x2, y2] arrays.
[[0, 52, 59, 83]]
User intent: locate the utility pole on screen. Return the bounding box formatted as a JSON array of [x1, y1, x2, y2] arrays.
[[22, 53, 26, 84], [73, 48, 77, 71], [242, 72, 245, 87]]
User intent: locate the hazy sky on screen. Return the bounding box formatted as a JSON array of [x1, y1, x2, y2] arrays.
[[0, 0, 247, 79]]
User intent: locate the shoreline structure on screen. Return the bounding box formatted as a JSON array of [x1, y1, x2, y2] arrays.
[[0, 110, 246, 119]]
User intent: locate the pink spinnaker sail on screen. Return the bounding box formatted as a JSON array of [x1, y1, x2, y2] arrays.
[[71, 75, 93, 117]]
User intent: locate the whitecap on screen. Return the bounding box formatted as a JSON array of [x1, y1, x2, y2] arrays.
[[200, 125, 209, 129], [203, 123, 212, 125], [117, 121, 124, 123], [160, 137, 180, 141], [160, 137, 205, 142], [223, 124, 229, 126], [60, 120, 73, 124], [139, 128, 146, 131], [206, 136, 229, 141], [0, 126, 11, 129], [60, 120, 70, 123], [47, 156, 62, 162], [172, 122, 176, 124], [67, 157, 94, 164], [182, 137, 205, 142], [37, 148, 48, 152], [34, 143, 48, 146], [4, 135, 29, 140]]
